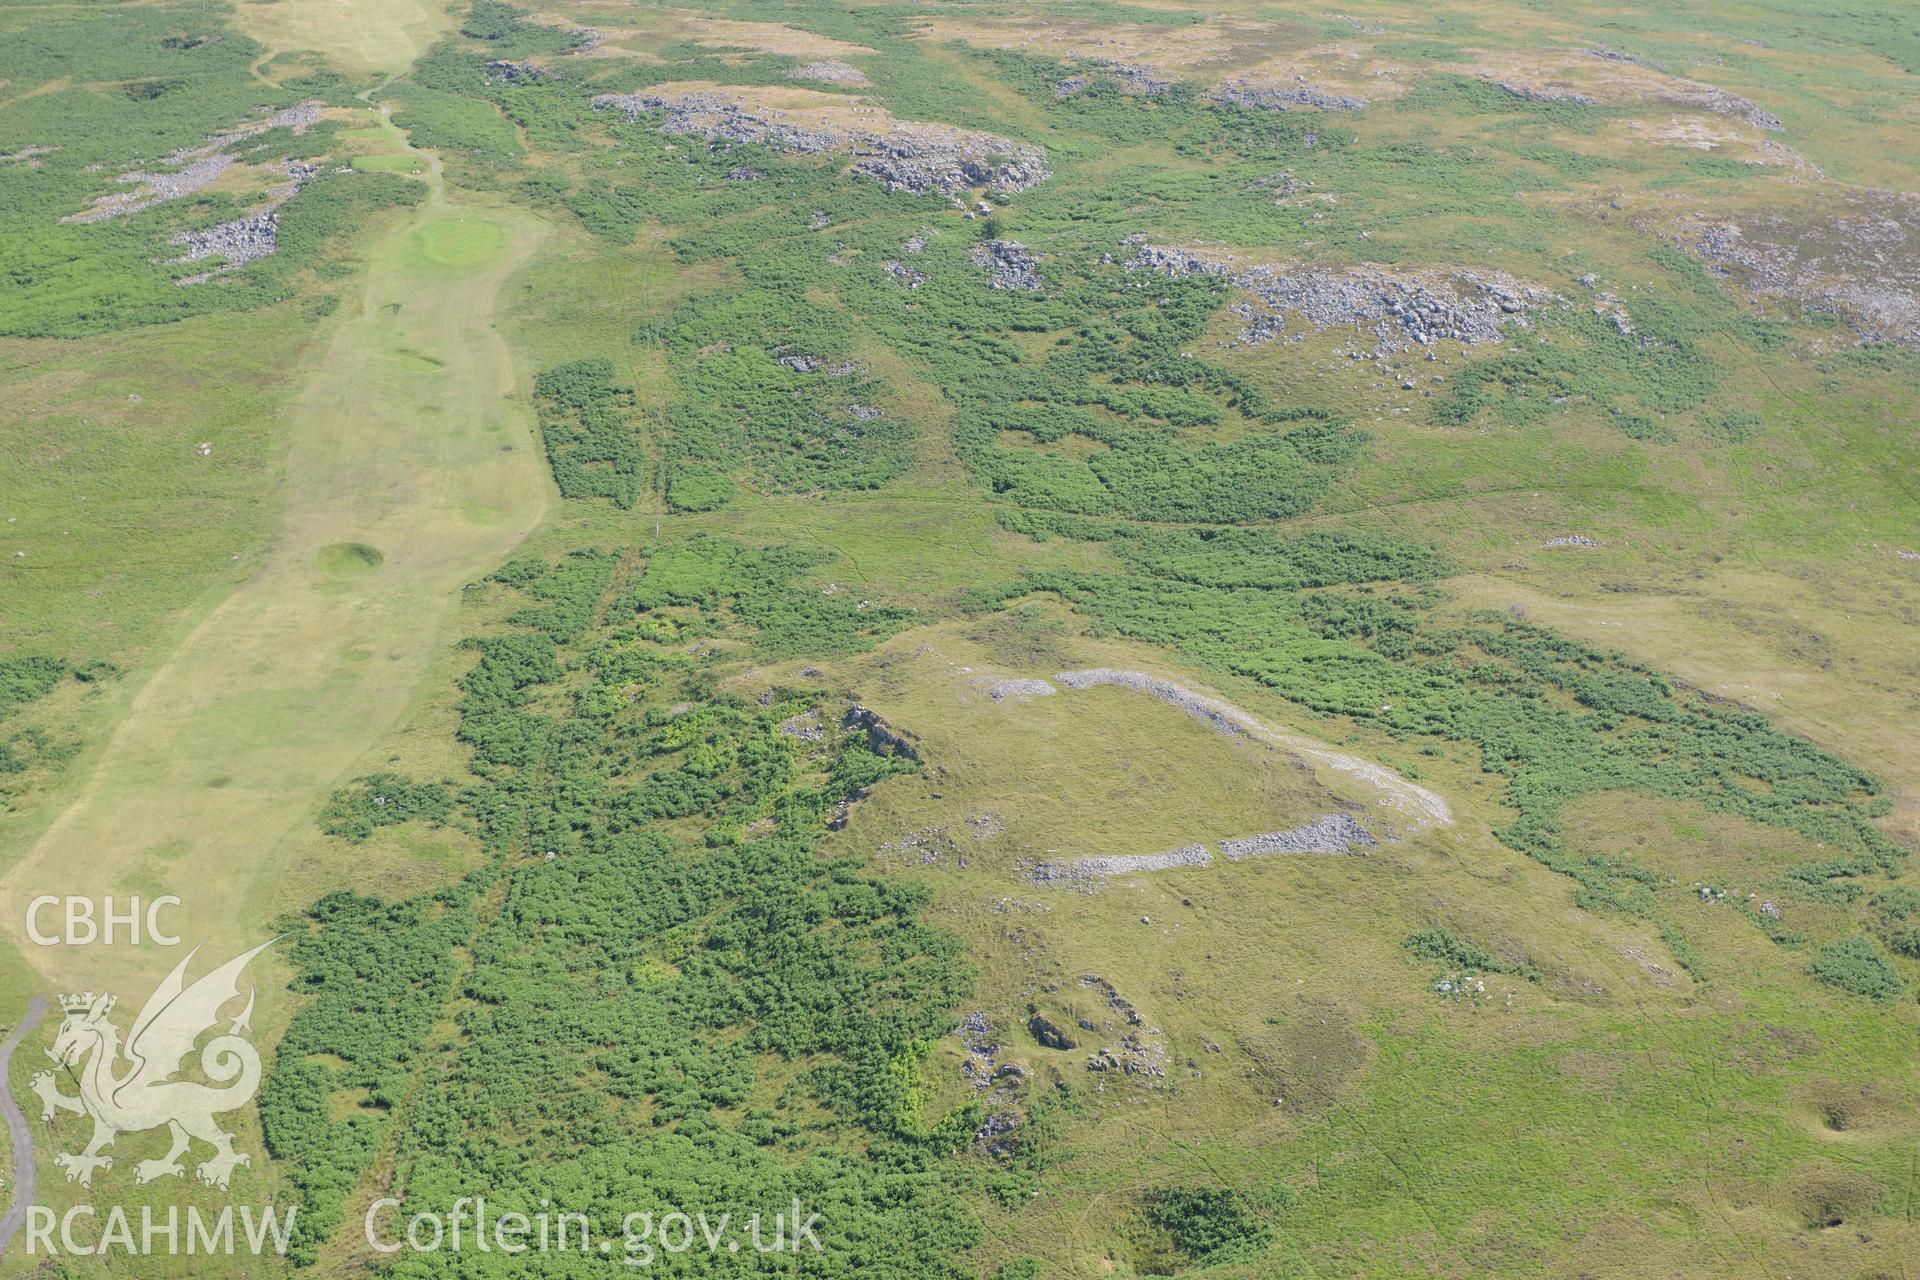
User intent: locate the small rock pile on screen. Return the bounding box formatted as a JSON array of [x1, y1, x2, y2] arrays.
[[485, 60, 551, 82], [171, 213, 279, 281], [878, 826, 956, 866], [778, 709, 823, 742], [776, 351, 860, 376], [971, 239, 1044, 291], [881, 259, 926, 289]]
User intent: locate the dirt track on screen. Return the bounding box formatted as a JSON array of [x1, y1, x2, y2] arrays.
[[0, 995, 47, 1255]]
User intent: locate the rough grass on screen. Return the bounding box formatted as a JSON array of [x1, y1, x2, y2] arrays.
[[6, 0, 1920, 1275]]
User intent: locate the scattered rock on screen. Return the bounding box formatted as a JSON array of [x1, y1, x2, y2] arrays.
[[1584, 47, 1669, 73], [1496, 79, 1599, 106], [69, 101, 321, 224], [1477, 55, 1781, 131], [1655, 191, 1920, 349], [1209, 77, 1368, 112], [168, 159, 319, 285], [1053, 61, 1176, 98], [776, 350, 860, 376], [485, 60, 552, 83], [1126, 242, 1548, 353], [965, 813, 1006, 840], [1052, 668, 1452, 828], [974, 1109, 1021, 1155], [170, 212, 279, 282], [591, 88, 1050, 197], [881, 259, 926, 289], [970, 239, 1044, 291], [778, 709, 824, 742]]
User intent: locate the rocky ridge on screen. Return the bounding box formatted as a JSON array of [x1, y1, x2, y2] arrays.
[[591, 90, 1050, 198], [1125, 241, 1550, 353]]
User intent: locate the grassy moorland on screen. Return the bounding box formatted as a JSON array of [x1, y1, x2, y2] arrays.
[[0, 0, 1916, 1277]]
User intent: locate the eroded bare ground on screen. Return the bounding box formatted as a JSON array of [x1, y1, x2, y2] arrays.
[[1608, 113, 1809, 169], [1640, 188, 1920, 349]]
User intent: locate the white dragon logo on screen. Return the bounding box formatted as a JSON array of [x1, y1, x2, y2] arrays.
[[31, 940, 273, 1190]]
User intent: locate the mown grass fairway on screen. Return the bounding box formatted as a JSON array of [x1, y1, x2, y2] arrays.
[[0, 113, 549, 992]]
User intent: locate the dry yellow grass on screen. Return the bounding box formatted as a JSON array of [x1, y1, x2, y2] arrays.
[[228, 0, 453, 80], [911, 13, 1308, 84], [530, 3, 876, 64]]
